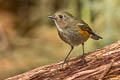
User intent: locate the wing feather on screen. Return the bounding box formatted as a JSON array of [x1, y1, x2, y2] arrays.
[[77, 22, 102, 40]]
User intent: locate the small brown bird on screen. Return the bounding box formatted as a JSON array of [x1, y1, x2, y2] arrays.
[[48, 11, 102, 65]]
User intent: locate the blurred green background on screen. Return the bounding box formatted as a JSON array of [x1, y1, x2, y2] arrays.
[[0, 0, 120, 79]]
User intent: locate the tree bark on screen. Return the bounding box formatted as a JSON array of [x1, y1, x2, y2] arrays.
[[6, 41, 120, 80]]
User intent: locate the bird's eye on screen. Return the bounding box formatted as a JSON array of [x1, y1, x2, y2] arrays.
[[58, 15, 63, 19]]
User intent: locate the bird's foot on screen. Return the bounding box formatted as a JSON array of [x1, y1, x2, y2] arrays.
[[81, 55, 87, 65], [61, 59, 69, 68]]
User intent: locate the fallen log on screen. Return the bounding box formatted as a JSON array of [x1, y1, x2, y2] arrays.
[[6, 41, 120, 80]]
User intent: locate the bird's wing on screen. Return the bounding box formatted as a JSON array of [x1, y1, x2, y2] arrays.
[[77, 22, 93, 34], [77, 21, 102, 40]]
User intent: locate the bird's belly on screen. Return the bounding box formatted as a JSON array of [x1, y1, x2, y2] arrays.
[[58, 30, 89, 46]]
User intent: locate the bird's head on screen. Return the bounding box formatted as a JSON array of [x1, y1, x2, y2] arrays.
[[48, 11, 74, 29]]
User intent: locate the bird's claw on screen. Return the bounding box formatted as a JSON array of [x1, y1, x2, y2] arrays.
[[61, 59, 69, 68], [81, 55, 87, 64]]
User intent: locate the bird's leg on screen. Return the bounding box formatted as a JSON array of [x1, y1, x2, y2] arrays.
[[63, 46, 74, 65], [81, 43, 86, 64]]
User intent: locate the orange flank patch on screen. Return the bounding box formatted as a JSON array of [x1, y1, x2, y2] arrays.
[[78, 28, 90, 37]]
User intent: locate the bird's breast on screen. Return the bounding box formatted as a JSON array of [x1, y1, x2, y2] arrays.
[[57, 28, 90, 46]]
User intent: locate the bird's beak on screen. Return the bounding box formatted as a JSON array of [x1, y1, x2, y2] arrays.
[[48, 16, 54, 19]]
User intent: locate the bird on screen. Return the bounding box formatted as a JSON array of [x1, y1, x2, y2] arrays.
[[48, 11, 102, 65]]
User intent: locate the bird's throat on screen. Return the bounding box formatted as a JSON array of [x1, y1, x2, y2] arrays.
[[54, 20, 63, 32]]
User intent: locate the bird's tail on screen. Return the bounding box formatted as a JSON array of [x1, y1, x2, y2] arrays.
[[90, 32, 102, 40]]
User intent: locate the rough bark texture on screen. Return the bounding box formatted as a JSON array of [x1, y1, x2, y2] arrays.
[[6, 41, 120, 80]]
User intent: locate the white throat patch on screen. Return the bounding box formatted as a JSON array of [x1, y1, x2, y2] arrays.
[[54, 20, 63, 32]]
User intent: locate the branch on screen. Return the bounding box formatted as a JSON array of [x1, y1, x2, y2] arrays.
[[6, 41, 120, 80]]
